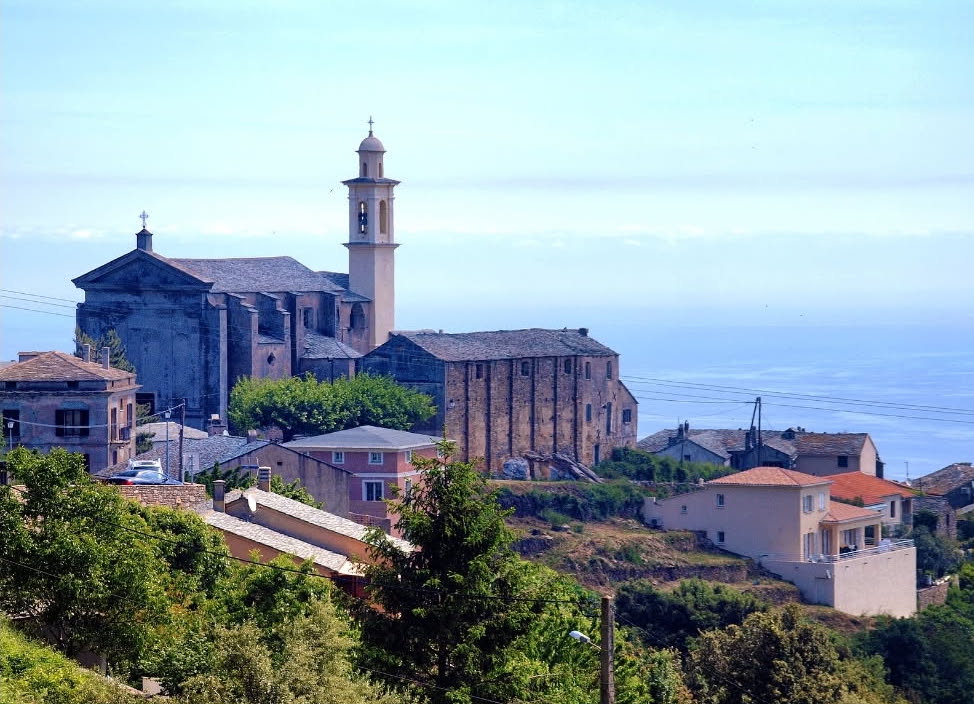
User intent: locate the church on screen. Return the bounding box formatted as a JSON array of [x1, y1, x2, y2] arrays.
[[73, 127, 400, 429]]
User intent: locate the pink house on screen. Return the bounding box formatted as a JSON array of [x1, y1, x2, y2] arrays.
[[284, 425, 440, 533], [644, 466, 917, 617]]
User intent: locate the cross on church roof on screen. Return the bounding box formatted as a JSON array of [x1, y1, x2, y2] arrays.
[[367, 116, 374, 136], [139, 210, 149, 229]]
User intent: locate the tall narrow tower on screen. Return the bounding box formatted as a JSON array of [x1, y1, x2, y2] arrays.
[[343, 122, 400, 349]]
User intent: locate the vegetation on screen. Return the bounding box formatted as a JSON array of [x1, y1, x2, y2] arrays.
[[228, 372, 435, 441], [74, 327, 135, 373], [497, 480, 649, 520], [913, 525, 963, 584], [593, 446, 731, 484], [193, 462, 321, 507]]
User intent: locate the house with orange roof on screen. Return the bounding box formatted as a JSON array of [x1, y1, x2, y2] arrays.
[[824, 472, 916, 536], [0, 348, 139, 471], [643, 466, 916, 617]]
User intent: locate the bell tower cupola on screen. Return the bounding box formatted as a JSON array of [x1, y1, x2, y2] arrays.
[[343, 118, 401, 349]]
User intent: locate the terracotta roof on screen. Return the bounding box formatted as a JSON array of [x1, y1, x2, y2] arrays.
[[822, 500, 882, 523], [285, 425, 440, 451], [708, 466, 831, 488], [393, 328, 617, 362], [912, 463, 974, 496], [113, 484, 209, 510], [823, 472, 915, 505], [0, 351, 136, 383]]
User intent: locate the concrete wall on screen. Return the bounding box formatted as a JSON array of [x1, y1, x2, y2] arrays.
[[654, 441, 727, 466], [796, 438, 878, 477]]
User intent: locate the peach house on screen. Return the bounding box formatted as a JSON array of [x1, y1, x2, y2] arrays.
[[643, 466, 916, 617], [284, 425, 440, 533]]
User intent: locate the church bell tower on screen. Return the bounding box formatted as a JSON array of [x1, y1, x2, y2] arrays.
[[343, 120, 400, 349]]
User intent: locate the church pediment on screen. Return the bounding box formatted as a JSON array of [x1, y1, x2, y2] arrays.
[[73, 249, 213, 292]]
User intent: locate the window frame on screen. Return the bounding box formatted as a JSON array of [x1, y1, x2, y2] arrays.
[[368, 451, 384, 465], [55, 408, 89, 437], [363, 480, 384, 502], [837, 455, 849, 468], [715, 493, 725, 508], [332, 451, 345, 465]]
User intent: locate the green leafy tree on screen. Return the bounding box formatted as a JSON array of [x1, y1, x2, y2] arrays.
[[193, 463, 320, 508], [616, 578, 768, 651], [0, 448, 170, 668], [74, 327, 135, 373], [228, 372, 435, 441], [913, 525, 963, 582]]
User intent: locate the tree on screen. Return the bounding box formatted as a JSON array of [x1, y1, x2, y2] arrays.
[[360, 443, 545, 704], [0, 448, 170, 667], [913, 525, 963, 582], [228, 373, 435, 441], [74, 327, 135, 373]]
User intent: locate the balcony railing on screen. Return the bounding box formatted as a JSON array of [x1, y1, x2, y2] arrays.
[[760, 539, 914, 564]]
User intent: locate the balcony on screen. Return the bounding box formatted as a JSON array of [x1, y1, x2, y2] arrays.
[[760, 539, 914, 564], [112, 426, 132, 442]]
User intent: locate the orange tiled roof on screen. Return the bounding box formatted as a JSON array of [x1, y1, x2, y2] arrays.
[[708, 466, 831, 488], [823, 472, 915, 505], [822, 500, 882, 523], [0, 351, 135, 383]]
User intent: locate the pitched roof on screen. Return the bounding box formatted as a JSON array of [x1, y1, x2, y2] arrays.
[[638, 427, 872, 460], [113, 484, 210, 510], [140, 421, 210, 441], [708, 466, 831, 488], [301, 331, 362, 359], [227, 487, 411, 553], [284, 425, 440, 451], [0, 351, 136, 383], [392, 328, 617, 362], [200, 509, 361, 575], [823, 472, 915, 505], [97, 435, 263, 476], [168, 256, 351, 295], [912, 462, 974, 496], [794, 433, 868, 455], [822, 500, 882, 523]]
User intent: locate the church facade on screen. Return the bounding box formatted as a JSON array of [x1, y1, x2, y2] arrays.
[[73, 129, 400, 428]]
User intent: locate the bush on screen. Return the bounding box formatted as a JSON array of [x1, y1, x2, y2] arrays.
[[594, 447, 730, 484], [497, 480, 648, 521]]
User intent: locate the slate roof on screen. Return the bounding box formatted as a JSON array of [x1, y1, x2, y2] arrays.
[[708, 466, 831, 488], [200, 510, 361, 575], [140, 421, 209, 441], [301, 331, 362, 359], [0, 351, 136, 383], [168, 256, 350, 295], [113, 484, 210, 510], [227, 487, 412, 553], [822, 501, 882, 523], [284, 425, 440, 451], [823, 472, 915, 506], [638, 427, 871, 460], [912, 463, 974, 496], [98, 435, 265, 476], [394, 328, 617, 362]]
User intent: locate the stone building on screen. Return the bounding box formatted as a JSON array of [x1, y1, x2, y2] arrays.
[[0, 348, 139, 471], [359, 328, 638, 472], [72, 127, 400, 429]]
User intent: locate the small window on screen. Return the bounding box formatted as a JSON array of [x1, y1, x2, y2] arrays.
[[379, 200, 388, 234], [267, 353, 276, 366], [716, 531, 725, 544], [803, 495, 813, 513], [332, 451, 345, 464], [683, 454, 692, 462], [475, 364, 483, 379], [55, 409, 89, 437], [715, 493, 725, 508], [369, 451, 384, 465], [593, 444, 601, 465], [302, 308, 314, 328], [585, 404, 592, 422], [622, 409, 632, 424], [680, 505, 688, 514], [584, 361, 591, 380], [818, 492, 826, 510], [379, 161, 384, 178], [520, 360, 531, 376], [606, 361, 613, 379], [361, 162, 368, 177], [605, 402, 612, 433], [837, 455, 849, 468], [2, 410, 20, 439], [66, 380, 79, 390], [364, 480, 384, 502], [357, 202, 368, 234], [563, 359, 572, 374], [890, 500, 896, 519], [405, 449, 413, 463]]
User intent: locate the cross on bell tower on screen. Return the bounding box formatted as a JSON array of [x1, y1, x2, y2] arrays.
[[342, 121, 401, 349]]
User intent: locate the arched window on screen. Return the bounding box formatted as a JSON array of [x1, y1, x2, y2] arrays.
[[357, 202, 368, 234], [350, 303, 366, 331], [379, 161, 383, 177], [361, 162, 368, 177], [379, 200, 388, 234]]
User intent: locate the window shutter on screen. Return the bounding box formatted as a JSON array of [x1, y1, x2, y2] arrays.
[[55, 410, 65, 437]]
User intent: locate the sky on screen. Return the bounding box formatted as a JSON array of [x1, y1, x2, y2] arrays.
[[1, 1, 972, 475]]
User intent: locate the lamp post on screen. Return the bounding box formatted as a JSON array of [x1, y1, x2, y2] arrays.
[[5, 420, 13, 454], [163, 409, 171, 480], [569, 595, 615, 704]]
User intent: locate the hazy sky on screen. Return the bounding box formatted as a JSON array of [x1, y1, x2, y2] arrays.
[[1, 1, 972, 473]]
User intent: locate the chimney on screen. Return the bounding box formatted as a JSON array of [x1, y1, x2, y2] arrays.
[[17, 352, 41, 362], [136, 228, 153, 252], [213, 480, 226, 512], [578, 327, 589, 337], [208, 414, 228, 436], [82, 344, 92, 362], [257, 466, 271, 492], [101, 347, 111, 369], [247, 429, 259, 442]]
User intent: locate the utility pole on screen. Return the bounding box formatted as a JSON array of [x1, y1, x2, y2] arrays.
[[179, 399, 186, 482], [600, 595, 615, 704]]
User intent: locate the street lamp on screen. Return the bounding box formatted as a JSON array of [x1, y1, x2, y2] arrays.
[[5, 420, 14, 454], [163, 409, 171, 480], [569, 595, 615, 704]]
